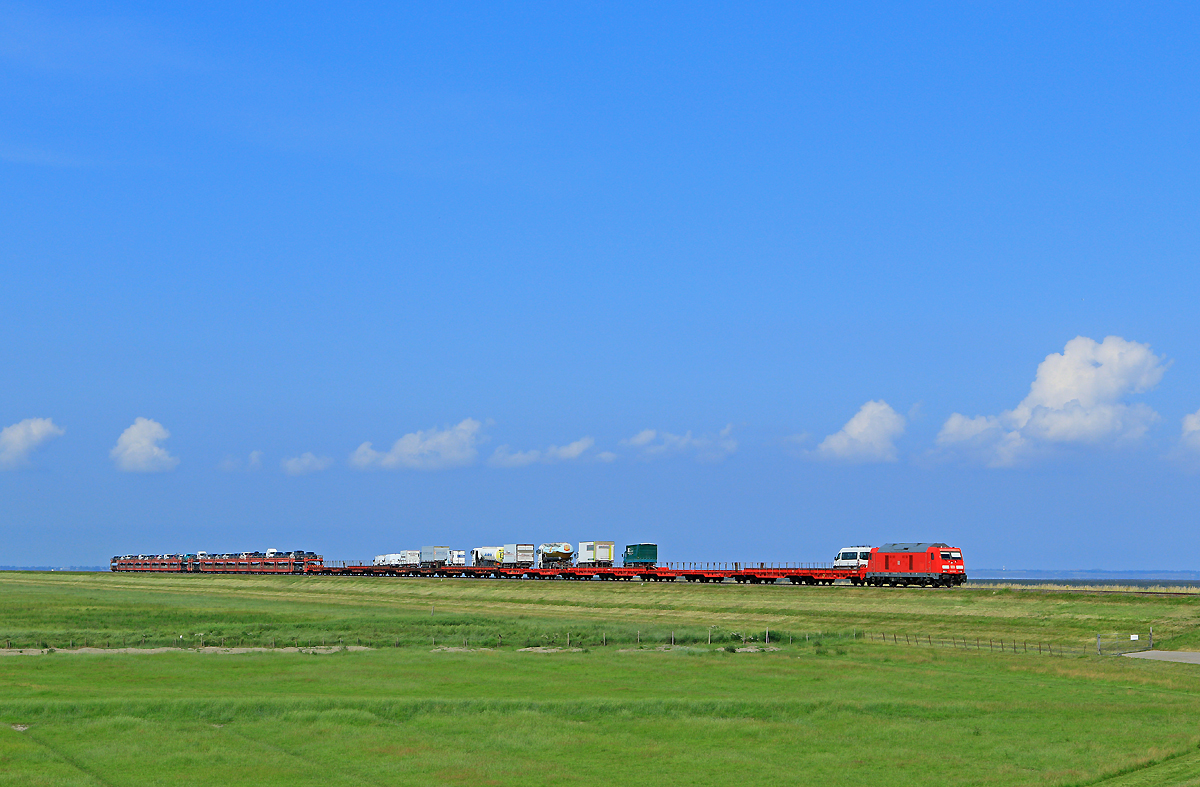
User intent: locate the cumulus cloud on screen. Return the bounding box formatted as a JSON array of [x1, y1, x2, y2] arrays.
[[0, 417, 65, 468], [219, 450, 264, 472], [1181, 409, 1200, 453], [621, 425, 737, 462], [938, 335, 1167, 466], [110, 417, 179, 472], [545, 437, 594, 461], [814, 401, 906, 463], [596, 451, 618, 463], [488, 446, 542, 468], [351, 418, 482, 470], [488, 436, 595, 468], [281, 452, 332, 476]]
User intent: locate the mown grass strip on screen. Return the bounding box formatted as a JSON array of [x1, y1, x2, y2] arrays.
[[0, 696, 986, 723]]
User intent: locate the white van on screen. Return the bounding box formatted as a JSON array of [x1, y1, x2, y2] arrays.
[[834, 546, 873, 569]]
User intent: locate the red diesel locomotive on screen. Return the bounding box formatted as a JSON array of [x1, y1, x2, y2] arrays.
[[863, 543, 966, 587]]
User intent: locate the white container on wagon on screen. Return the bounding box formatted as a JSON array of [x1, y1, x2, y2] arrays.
[[448, 550, 466, 566], [577, 541, 616, 567], [502, 544, 535, 568], [373, 553, 405, 566], [421, 546, 450, 566]]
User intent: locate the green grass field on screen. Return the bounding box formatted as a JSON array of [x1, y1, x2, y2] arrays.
[[2, 571, 1200, 786]]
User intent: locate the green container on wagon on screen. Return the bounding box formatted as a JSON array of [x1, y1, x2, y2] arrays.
[[623, 543, 658, 567]]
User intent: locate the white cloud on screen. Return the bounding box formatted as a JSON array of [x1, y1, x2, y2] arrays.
[[351, 418, 482, 470], [1182, 409, 1200, 452], [281, 452, 332, 476], [545, 436, 594, 460], [488, 446, 542, 468], [626, 429, 657, 447], [621, 425, 737, 462], [938, 335, 1167, 466], [488, 436, 595, 468], [220, 450, 264, 472], [110, 417, 179, 472], [0, 417, 64, 468], [596, 451, 618, 463], [814, 401, 906, 463]]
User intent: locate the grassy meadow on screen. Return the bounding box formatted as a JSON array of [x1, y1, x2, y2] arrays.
[[2, 571, 1200, 786]]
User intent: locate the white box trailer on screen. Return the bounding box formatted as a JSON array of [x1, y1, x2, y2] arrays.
[[448, 550, 466, 566], [373, 553, 403, 566], [502, 543, 535, 568], [421, 546, 450, 566], [578, 541, 616, 567]]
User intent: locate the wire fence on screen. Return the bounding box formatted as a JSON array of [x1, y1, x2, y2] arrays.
[[861, 629, 1155, 657]]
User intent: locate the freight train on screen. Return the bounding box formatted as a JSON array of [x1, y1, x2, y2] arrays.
[[111, 541, 967, 587]]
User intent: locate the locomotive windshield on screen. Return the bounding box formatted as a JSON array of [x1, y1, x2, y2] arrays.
[[941, 551, 962, 560]]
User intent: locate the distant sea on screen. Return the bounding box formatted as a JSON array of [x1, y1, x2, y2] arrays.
[[972, 568, 1200, 586]]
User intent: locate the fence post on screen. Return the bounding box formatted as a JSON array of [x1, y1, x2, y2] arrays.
[[1097, 633, 1101, 655], [1150, 626, 1153, 648]]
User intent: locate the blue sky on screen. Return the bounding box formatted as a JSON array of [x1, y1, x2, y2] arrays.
[[3, 2, 1199, 569]]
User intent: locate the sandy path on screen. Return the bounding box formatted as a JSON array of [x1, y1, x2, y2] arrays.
[[1122, 650, 1200, 664]]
